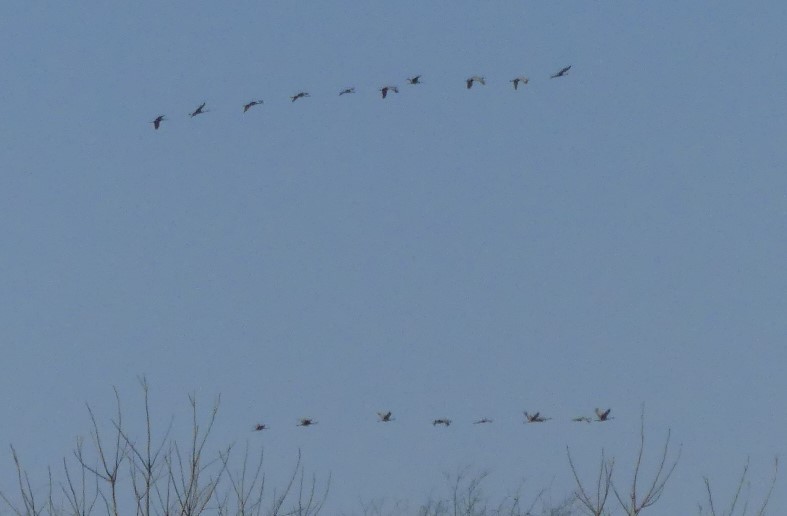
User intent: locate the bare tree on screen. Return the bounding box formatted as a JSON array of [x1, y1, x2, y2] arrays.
[[567, 448, 614, 516], [1, 379, 329, 516], [611, 410, 681, 515], [698, 457, 779, 516]]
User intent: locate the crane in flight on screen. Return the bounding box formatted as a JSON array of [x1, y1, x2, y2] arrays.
[[407, 75, 422, 85], [189, 102, 208, 117], [150, 115, 166, 130], [297, 418, 318, 427], [466, 75, 486, 89], [510, 76, 529, 90], [379, 86, 399, 99], [339, 87, 355, 96], [290, 92, 310, 102], [243, 100, 263, 112], [550, 65, 571, 78], [524, 411, 551, 423], [377, 411, 394, 422], [595, 408, 613, 422], [432, 418, 452, 427]]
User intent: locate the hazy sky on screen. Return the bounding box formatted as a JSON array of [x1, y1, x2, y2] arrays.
[[1, 1, 786, 513]]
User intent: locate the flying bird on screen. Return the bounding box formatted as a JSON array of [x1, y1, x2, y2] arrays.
[[407, 75, 422, 85], [595, 408, 613, 422], [432, 418, 452, 427], [473, 418, 493, 424], [466, 75, 486, 89], [150, 115, 166, 130], [297, 418, 317, 427], [572, 416, 593, 424], [243, 100, 263, 112], [377, 411, 394, 422], [253, 423, 268, 431], [510, 76, 529, 90], [290, 92, 310, 102], [550, 65, 571, 78], [379, 86, 399, 99], [339, 87, 356, 96], [524, 411, 551, 423], [189, 102, 208, 117]]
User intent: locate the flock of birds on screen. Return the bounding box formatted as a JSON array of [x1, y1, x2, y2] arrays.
[[252, 406, 611, 431], [149, 66, 572, 130]]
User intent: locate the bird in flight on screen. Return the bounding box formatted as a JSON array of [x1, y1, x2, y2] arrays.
[[550, 65, 571, 78], [407, 75, 422, 85], [297, 418, 318, 427], [524, 411, 551, 423], [379, 86, 399, 99], [189, 102, 208, 117], [466, 75, 486, 89], [572, 416, 593, 424], [473, 418, 493, 424], [150, 115, 166, 130], [243, 100, 263, 112], [290, 92, 310, 102], [432, 418, 452, 427], [595, 408, 613, 422], [253, 423, 268, 431], [510, 76, 529, 90], [339, 87, 355, 96], [377, 411, 394, 422]]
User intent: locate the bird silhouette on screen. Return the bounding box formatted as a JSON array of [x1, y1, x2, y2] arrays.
[[595, 408, 613, 422], [473, 418, 493, 424], [432, 418, 452, 427], [297, 418, 317, 427], [510, 76, 529, 90], [550, 65, 571, 78], [339, 87, 355, 96], [524, 411, 551, 423], [407, 75, 422, 85], [290, 92, 310, 102], [377, 411, 394, 422], [466, 75, 486, 89], [189, 102, 208, 117], [572, 416, 593, 423], [253, 423, 268, 431], [243, 100, 263, 112], [150, 115, 166, 130], [379, 86, 399, 99]]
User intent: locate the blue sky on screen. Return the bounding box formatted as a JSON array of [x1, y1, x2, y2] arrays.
[[1, 0, 786, 512]]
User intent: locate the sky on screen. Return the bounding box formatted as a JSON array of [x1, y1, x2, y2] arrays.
[[1, 0, 786, 513]]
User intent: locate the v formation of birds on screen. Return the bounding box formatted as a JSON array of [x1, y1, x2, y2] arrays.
[[150, 66, 571, 129], [252, 407, 612, 431]]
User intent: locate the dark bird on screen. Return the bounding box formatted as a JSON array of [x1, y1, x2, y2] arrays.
[[510, 76, 529, 90], [377, 411, 394, 422], [524, 411, 551, 423], [473, 418, 493, 424], [379, 86, 399, 99], [466, 75, 486, 89], [150, 115, 166, 130], [297, 418, 317, 427], [339, 87, 356, 96], [290, 92, 310, 102], [572, 416, 593, 424], [595, 408, 613, 422], [189, 102, 208, 117], [243, 100, 263, 112], [253, 423, 268, 431], [550, 65, 571, 78], [432, 418, 452, 427], [407, 75, 422, 85]]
